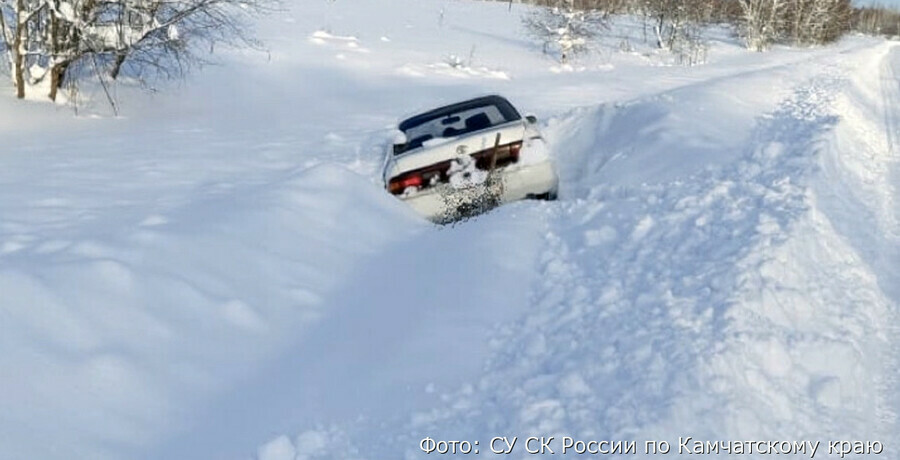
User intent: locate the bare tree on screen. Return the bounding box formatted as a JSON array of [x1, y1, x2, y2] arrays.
[[0, 0, 271, 101], [739, 0, 787, 51], [0, 0, 29, 98], [782, 0, 852, 45], [853, 4, 900, 36], [633, 0, 711, 64], [523, 0, 606, 63], [734, 0, 854, 51]]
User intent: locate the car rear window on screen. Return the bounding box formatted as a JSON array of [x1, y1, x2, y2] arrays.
[[396, 96, 521, 154]]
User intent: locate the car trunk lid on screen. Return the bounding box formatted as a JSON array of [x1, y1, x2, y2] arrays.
[[384, 123, 526, 195]]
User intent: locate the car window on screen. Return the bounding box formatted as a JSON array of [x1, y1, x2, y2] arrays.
[[397, 96, 521, 154]]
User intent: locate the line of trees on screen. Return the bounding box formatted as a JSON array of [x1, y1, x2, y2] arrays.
[[853, 4, 900, 36], [523, 0, 733, 63], [738, 0, 853, 51], [0, 0, 269, 102], [520, 0, 898, 62]]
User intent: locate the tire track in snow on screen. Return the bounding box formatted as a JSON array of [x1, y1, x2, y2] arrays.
[[877, 43, 900, 450], [704, 76, 897, 446], [883, 45, 900, 258], [881, 46, 899, 159], [814, 43, 900, 445]]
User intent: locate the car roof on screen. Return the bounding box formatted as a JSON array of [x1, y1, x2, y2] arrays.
[[398, 95, 522, 132]]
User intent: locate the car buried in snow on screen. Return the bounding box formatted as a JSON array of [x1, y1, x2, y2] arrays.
[[382, 95, 559, 223]]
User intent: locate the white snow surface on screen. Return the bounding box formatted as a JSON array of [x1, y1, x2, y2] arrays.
[[1, 1, 898, 459]]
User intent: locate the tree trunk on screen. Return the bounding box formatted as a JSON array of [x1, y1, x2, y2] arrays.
[[13, 0, 26, 99], [110, 53, 127, 80], [48, 62, 68, 101], [0, 11, 14, 85], [13, 53, 24, 98], [48, 7, 60, 101], [655, 16, 665, 49]]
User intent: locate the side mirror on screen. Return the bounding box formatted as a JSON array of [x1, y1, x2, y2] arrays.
[[525, 114, 538, 124], [391, 130, 407, 155]]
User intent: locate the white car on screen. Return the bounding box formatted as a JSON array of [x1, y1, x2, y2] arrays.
[[382, 95, 558, 222]]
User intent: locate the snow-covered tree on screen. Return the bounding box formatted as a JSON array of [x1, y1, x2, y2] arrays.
[[628, 0, 712, 65], [737, 0, 851, 50], [634, 0, 714, 51], [785, 0, 852, 45], [853, 5, 900, 37], [0, 0, 269, 101], [739, 0, 787, 51], [523, 0, 606, 63]]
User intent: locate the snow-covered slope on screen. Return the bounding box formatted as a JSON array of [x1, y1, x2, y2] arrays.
[[1, 1, 897, 459]]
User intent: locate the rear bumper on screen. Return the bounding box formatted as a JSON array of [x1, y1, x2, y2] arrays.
[[397, 160, 558, 221]]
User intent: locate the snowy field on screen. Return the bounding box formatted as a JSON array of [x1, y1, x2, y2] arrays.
[[1, 0, 899, 459]]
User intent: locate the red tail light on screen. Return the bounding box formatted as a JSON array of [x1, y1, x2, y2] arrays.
[[389, 173, 424, 194]]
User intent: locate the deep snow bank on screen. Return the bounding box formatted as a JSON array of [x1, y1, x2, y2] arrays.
[[256, 41, 900, 460], [146, 203, 550, 460], [0, 164, 422, 459]]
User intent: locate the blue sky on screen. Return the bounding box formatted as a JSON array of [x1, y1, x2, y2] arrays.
[[855, 0, 900, 7]]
